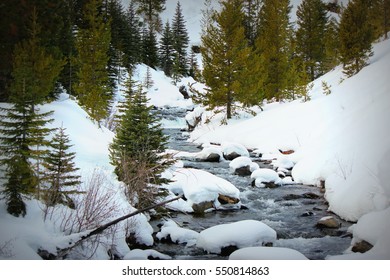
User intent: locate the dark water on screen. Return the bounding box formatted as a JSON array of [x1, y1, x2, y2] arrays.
[[151, 127, 352, 260]]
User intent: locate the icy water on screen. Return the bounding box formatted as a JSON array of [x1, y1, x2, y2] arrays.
[[151, 126, 352, 260]]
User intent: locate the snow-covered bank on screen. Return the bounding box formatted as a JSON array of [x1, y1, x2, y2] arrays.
[[188, 38, 390, 258]]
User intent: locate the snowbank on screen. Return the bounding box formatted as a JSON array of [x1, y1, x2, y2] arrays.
[[196, 220, 277, 254], [229, 246, 308, 260]]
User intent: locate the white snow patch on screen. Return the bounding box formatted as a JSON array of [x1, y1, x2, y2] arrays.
[[251, 168, 282, 187], [229, 156, 259, 173], [123, 249, 171, 260], [156, 220, 199, 246], [229, 246, 308, 260], [196, 220, 277, 254]]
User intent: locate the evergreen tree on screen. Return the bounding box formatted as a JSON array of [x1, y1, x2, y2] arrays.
[[159, 21, 175, 77], [134, 0, 166, 32], [296, 0, 328, 81], [201, 0, 256, 120], [339, 0, 374, 76], [368, 0, 390, 40], [109, 82, 172, 207], [123, 1, 142, 69], [141, 25, 159, 69], [243, 0, 263, 46], [74, 0, 112, 123], [188, 47, 201, 81], [0, 104, 54, 217], [171, 1, 190, 76], [9, 9, 65, 107], [41, 126, 81, 208], [256, 0, 292, 100], [323, 16, 340, 72]]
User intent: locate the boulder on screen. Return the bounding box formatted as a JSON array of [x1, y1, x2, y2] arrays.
[[316, 216, 340, 229], [218, 194, 240, 205], [204, 153, 221, 162], [224, 151, 242, 161], [234, 165, 252, 176], [351, 240, 373, 253], [192, 201, 214, 214]]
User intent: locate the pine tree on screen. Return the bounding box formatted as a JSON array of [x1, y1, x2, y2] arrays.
[[159, 21, 175, 77], [339, 0, 374, 76], [0, 104, 54, 217], [109, 83, 172, 207], [74, 0, 112, 123], [134, 0, 166, 32], [123, 0, 142, 69], [188, 47, 201, 81], [0, 10, 63, 217], [256, 0, 292, 100], [141, 25, 159, 69], [296, 0, 328, 81], [9, 9, 65, 107], [368, 0, 390, 40], [323, 16, 340, 72], [171, 1, 189, 77], [201, 0, 256, 119], [41, 126, 81, 209], [243, 0, 263, 46], [144, 67, 154, 89]]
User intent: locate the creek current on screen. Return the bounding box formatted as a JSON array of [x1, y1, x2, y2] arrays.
[[149, 109, 352, 260]]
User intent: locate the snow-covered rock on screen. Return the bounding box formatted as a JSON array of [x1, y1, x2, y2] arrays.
[[196, 220, 277, 255], [229, 246, 308, 260], [156, 220, 199, 246], [185, 107, 205, 131], [222, 142, 250, 160], [316, 216, 340, 229], [123, 249, 171, 260], [229, 156, 259, 176], [251, 168, 282, 188], [163, 168, 240, 212]]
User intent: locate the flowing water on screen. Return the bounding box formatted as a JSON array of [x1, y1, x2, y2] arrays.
[[149, 110, 352, 260]]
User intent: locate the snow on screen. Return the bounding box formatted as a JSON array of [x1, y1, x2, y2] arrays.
[[123, 249, 171, 260], [196, 220, 277, 254], [229, 246, 308, 260], [229, 156, 259, 174], [221, 142, 250, 158], [251, 168, 282, 188], [188, 37, 390, 257], [163, 168, 240, 209], [156, 219, 199, 246]]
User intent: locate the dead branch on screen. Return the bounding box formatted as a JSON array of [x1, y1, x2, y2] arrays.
[[56, 194, 183, 259]]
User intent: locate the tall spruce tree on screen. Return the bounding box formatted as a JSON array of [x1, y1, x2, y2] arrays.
[[134, 0, 166, 32], [339, 0, 374, 76], [296, 0, 328, 81], [159, 21, 175, 77], [74, 0, 112, 123], [368, 0, 390, 40], [0, 11, 63, 217], [201, 0, 256, 120], [109, 81, 171, 207], [141, 25, 159, 69], [41, 126, 81, 209], [256, 0, 292, 100], [243, 0, 263, 46], [323, 16, 340, 72], [171, 1, 190, 77], [123, 1, 142, 69]]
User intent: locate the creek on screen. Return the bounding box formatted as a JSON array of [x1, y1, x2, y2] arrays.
[[149, 109, 352, 260]]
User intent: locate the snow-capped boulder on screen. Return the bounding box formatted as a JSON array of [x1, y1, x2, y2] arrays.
[[156, 220, 199, 246], [164, 168, 240, 213], [316, 216, 340, 229], [185, 107, 204, 131], [229, 156, 259, 176], [221, 142, 250, 160], [272, 155, 295, 170], [123, 249, 171, 260], [251, 168, 282, 188], [196, 220, 277, 255], [229, 246, 308, 260]]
